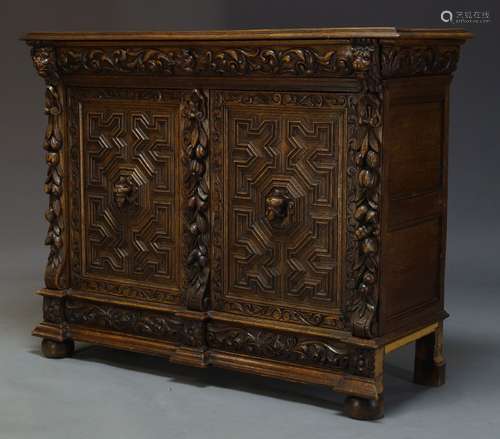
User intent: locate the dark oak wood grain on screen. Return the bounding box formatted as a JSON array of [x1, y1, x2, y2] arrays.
[[25, 27, 471, 420]]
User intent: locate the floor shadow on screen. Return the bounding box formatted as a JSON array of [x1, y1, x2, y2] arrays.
[[30, 343, 345, 414], [27, 329, 500, 418]]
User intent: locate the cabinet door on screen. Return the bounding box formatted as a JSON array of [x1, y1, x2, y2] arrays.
[[68, 88, 183, 305], [211, 91, 354, 330]]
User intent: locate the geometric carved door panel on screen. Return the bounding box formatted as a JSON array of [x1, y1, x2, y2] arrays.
[[68, 88, 183, 305], [211, 91, 352, 330]]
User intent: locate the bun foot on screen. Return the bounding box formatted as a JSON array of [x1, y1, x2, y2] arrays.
[[41, 339, 75, 359], [344, 395, 384, 420]]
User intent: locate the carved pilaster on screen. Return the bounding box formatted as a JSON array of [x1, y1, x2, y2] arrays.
[[31, 45, 68, 289], [182, 89, 210, 310], [346, 40, 383, 338]]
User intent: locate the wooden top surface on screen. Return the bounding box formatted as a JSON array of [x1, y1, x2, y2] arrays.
[[21, 27, 473, 42]]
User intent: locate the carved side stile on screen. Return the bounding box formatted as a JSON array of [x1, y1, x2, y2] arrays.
[[31, 45, 68, 290], [346, 40, 383, 338]]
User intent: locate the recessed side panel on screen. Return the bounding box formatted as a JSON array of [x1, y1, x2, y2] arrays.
[[380, 78, 449, 334]]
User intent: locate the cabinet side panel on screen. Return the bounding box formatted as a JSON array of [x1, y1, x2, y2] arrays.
[[380, 77, 449, 334]]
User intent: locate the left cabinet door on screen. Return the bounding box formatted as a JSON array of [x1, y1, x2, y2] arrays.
[[68, 88, 184, 305]]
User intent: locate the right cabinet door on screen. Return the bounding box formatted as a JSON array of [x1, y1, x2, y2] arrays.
[[210, 90, 355, 331]]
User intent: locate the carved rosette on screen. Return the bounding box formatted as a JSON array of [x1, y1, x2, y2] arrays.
[[346, 40, 383, 338], [182, 90, 210, 310], [31, 45, 67, 290]]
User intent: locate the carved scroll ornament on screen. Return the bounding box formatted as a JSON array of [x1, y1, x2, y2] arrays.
[[64, 298, 204, 347], [57, 45, 354, 77], [381, 44, 460, 77], [207, 324, 375, 377]]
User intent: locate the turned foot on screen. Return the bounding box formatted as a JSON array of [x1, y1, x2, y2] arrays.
[[41, 339, 75, 359], [344, 395, 384, 420], [414, 323, 446, 386]]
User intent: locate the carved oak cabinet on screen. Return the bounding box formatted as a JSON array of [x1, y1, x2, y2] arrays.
[[24, 27, 471, 420]]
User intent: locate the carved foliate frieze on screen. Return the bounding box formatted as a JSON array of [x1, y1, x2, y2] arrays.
[[207, 323, 375, 377], [64, 298, 205, 347], [71, 277, 179, 304], [222, 300, 344, 329], [345, 39, 383, 338], [57, 45, 354, 77], [182, 320, 205, 348], [31, 45, 68, 290], [381, 43, 460, 77], [182, 89, 210, 311]]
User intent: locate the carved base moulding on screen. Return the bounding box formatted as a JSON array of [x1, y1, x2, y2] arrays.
[[25, 27, 471, 420]]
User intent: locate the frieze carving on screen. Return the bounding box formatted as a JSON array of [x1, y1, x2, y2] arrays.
[[31, 45, 67, 290], [381, 44, 460, 77], [182, 320, 205, 348], [345, 39, 383, 338], [56, 43, 461, 79], [64, 298, 204, 347], [182, 89, 210, 310], [57, 45, 354, 77], [222, 301, 345, 329], [207, 324, 374, 377], [71, 276, 180, 304], [220, 91, 348, 107]]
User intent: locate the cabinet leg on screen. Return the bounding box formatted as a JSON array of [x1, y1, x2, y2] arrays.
[[344, 395, 384, 420], [41, 338, 75, 359], [414, 322, 446, 386]]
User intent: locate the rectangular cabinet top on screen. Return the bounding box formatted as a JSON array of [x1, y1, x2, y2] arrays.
[[22, 27, 472, 42]]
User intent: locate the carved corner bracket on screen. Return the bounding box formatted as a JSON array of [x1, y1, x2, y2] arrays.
[[31, 44, 68, 290], [182, 89, 210, 311], [346, 40, 383, 339]]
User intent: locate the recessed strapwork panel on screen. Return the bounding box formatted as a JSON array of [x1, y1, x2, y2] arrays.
[[211, 91, 353, 330], [68, 88, 183, 304]]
